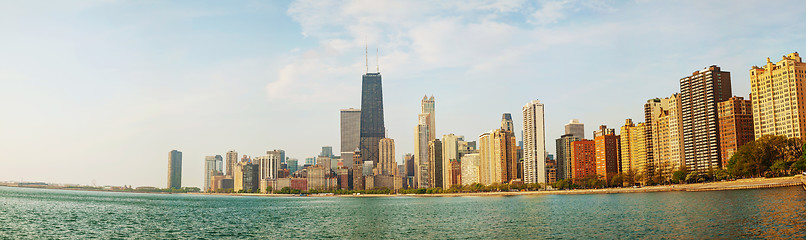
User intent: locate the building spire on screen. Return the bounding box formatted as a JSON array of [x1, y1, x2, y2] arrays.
[[376, 48, 379, 73], [365, 38, 369, 73]]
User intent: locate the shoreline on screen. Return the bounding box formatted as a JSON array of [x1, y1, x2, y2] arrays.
[[4, 176, 802, 197], [190, 175, 805, 198]]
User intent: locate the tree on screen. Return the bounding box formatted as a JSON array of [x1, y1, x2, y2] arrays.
[[671, 168, 687, 184]]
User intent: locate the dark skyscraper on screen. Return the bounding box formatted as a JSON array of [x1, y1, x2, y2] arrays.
[[359, 72, 385, 165], [167, 150, 182, 189]]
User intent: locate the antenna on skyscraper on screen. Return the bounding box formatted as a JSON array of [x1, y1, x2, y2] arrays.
[[365, 37, 369, 73], [376, 48, 379, 73]]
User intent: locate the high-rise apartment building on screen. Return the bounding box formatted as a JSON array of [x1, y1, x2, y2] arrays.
[[565, 119, 585, 139], [522, 100, 547, 184], [441, 134, 462, 187], [750, 53, 806, 140], [225, 151, 237, 177], [167, 150, 182, 189], [414, 113, 430, 188], [478, 132, 492, 185], [359, 72, 386, 165], [316, 156, 331, 174], [555, 134, 580, 180], [461, 153, 480, 185], [352, 150, 364, 190], [340, 108, 361, 168], [258, 150, 282, 181], [594, 126, 620, 184], [377, 138, 396, 176], [680, 65, 732, 171], [620, 120, 649, 182], [450, 160, 461, 187], [204, 155, 223, 191], [718, 96, 754, 166], [428, 139, 443, 188], [571, 140, 596, 180], [234, 161, 259, 192], [491, 128, 518, 184], [667, 94, 685, 170]]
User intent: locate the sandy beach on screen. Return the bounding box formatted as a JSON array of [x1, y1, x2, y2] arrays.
[[191, 175, 805, 198]]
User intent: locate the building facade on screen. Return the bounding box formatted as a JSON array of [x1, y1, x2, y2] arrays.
[[522, 100, 547, 184], [718, 96, 754, 167], [414, 113, 430, 188], [167, 150, 182, 189], [340, 108, 361, 169], [594, 126, 620, 184], [565, 119, 585, 139], [226, 150, 237, 177], [359, 72, 386, 165], [204, 155, 223, 192], [750, 53, 806, 140], [556, 134, 580, 180], [377, 138, 396, 176], [571, 140, 596, 180], [428, 139, 443, 188], [441, 134, 462, 187], [680, 65, 732, 171]]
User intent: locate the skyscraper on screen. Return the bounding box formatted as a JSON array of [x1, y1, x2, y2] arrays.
[[287, 158, 299, 174], [428, 139, 443, 188], [501, 113, 514, 132], [680, 65, 732, 171], [555, 134, 579, 180], [340, 108, 361, 169], [750, 53, 806, 140], [377, 138, 396, 176], [421, 95, 436, 141], [414, 113, 430, 188], [441, 134, 462, 187], [565, 119, 585, 139], [460, 153, 480, 185], [258, 150, 282, 181], [359, 72, 386, 165], [320, 146, 334, 158], [204, 155, 223, 192], [522, 100, 546, 184], [718, 96, 754, 167], [226, 150, 237, 177], [167, 150, 182, 189]]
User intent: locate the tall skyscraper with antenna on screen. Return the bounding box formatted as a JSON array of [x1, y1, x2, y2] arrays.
[[358, 46, 386, 166]]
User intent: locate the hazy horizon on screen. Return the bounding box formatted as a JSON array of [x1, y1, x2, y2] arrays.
[[2, 0, 805, 188]]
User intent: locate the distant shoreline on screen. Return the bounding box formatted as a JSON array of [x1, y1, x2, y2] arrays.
[[189, 175, 805, 198], [3, 176, 803, 197]]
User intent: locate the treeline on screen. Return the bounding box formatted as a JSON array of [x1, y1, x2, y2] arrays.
[[728, 135, 806, 177], [132, 187, 201, 193]]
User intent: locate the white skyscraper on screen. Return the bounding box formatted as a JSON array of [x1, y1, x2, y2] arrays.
[[523, 100, 547, 184]]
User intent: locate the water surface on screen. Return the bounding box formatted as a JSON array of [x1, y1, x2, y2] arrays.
[[1, 186, 804, 239]]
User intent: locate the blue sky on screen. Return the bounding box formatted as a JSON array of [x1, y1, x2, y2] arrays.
[[2, 0, 805, 188]]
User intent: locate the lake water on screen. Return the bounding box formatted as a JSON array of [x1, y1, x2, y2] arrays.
[[1, 186, 805, 239]]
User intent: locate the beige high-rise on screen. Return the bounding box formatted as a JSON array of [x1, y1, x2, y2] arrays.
[[414, 113, 430, 188], [441, 134, 462, 187], [421, 96, 436, 141], [377, 138, 396, 176], [750, 52, 806, 140]]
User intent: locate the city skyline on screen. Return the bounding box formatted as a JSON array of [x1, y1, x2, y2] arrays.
[[3, 1, 806, 188]]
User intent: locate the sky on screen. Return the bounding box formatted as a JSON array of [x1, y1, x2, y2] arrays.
[[1, 0, 805, 188]]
